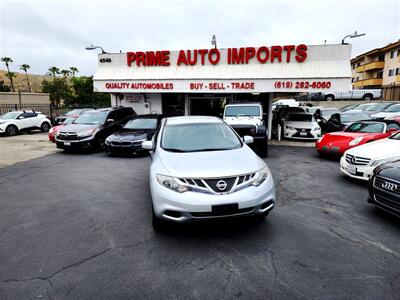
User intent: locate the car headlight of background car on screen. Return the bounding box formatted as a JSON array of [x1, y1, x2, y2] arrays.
[[77, 129, 96, 137], [349, 136, 364, 146], [311, 126, 320, 132], [251, 166, 271, 186], [285, 125, 295, 130], [156, 175, 188, 193], [105, 138, 111, 145]]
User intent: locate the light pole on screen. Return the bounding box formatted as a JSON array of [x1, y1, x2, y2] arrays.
[[341, 31, 366, 44], [85, 45, 107, 54], [211, 35, 217, 49]]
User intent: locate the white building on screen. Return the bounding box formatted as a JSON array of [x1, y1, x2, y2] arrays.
[[93, 43, 352, 138]]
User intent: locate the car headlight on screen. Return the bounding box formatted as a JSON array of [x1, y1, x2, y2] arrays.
[[49, 127, 54, 134], [134, 138, 147, 144], [105, 139, 111, 145], [77, 129, 95, 137], [252, 166, 271, 186], [349, 137, 364, 146], [311, 126, 320, 131], [156, 174, 188, 193], [285, 125, 295, 130]]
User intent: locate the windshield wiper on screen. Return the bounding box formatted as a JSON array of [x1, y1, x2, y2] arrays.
[[163, 148, 187, 152]]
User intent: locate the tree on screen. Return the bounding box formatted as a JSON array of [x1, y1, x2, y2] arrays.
[[69, 67, 79, 76], [60, 69, 71, 78], [42, 78, 72, 106], [1, 57, 15, 91], [47, 66, 60, 79], [0, 80, 11, 92], [20, 64, 31, 92], [66, 76, 110, 107]]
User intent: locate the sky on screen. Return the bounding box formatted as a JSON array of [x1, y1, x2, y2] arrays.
[[0, 0, 399, 76]]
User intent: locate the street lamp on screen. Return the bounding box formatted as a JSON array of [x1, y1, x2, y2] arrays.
[[341, 31, 366, 44], [211, 35, 217, 49], [85, 45, 107, 54]]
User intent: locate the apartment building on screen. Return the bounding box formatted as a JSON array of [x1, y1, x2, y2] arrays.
[[351, 40, 400, 89]]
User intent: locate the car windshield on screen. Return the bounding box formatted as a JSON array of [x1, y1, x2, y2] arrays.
[[123, 118, 158, 129], [341, 113, 370, 123], [364, 103, 389, 112], [287, 114, 313, 122], [66, 109, 85, 116], [63, 117, 76, 125], [225, 106, 260, 117], [345, 122, 384, 133], [390, 132, 400, 140], [0, 112, 20, 119], [383, 104, 400, 112], [321, 109, 339, 118], [74, 112, 108, 124], [162, 123, 242, 152]]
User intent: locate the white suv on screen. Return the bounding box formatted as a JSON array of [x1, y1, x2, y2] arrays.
[[0, 111, 52, 136]]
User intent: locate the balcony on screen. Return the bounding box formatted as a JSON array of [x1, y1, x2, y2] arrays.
[[353, 78, 383, 88], [355, 61, 385, 73]]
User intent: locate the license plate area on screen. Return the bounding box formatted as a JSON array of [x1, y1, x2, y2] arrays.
[[63, 141, 71, 146], [212, 203, 239, 216], [300, 132, 307, 136]]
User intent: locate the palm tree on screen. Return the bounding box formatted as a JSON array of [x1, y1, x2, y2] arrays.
[[1, 57, 15, 92], [20, 64, 31, 92], [69, 67, 79, 76], [60, 69, 71, 78], [48, 66, 60, 79]]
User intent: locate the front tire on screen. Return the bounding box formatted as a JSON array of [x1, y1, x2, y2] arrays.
[[6, 125, 18, 136], [41, 122, 51, 132], [362, 94, 373, 101], [324, 94, 335, 101]]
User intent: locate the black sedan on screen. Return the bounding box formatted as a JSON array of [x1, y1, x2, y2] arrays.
[[368, 160, 400, 217], [104, 114, 163, 155]]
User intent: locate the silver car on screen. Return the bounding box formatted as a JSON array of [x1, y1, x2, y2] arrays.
[[142, 116, 275, 230]]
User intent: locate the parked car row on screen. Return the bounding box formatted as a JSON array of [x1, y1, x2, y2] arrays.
[[315, 113, 400, 217]]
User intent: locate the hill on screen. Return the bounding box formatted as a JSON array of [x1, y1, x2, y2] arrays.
[[0, 70, 53, 93]]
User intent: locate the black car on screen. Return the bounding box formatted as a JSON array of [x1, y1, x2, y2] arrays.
[[56, 107, 136, 150], [368, 160, 400, 217], [104, 114, 163, 155]]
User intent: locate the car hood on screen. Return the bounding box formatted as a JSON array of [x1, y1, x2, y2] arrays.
[[346, 138, 400, 160], [59, 124, 99, 133], [224, 117, 263, 127], [107, 129, 151, 141], [159, 146, 265, 178], [324, 131, 377, 142], [285, 121, 319, 129], [376, 159, 400, 179], [372, 112, 399, 119]]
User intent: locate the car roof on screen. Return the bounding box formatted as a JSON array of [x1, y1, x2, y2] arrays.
[[166, 116, 223, 125], [287, 112, 313, 116]]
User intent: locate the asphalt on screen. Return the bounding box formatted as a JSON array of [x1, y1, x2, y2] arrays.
[[0, 146, 399, 299]]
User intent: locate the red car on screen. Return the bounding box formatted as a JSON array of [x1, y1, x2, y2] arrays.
[[316, 120, 400, 156], [48, 117, 77, 142]]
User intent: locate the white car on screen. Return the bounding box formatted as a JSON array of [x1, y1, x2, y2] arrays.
[[371, 103, 400, 119], [0, 111, 52, 136], [340, 132, 400, 181], [284, 113, 321, 140], [142, 116, 275, 231]]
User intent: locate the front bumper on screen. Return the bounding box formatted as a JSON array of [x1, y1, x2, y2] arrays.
[[339, 156, 374, 181], [150, 174, 275, 222], [285, 128, 321, 140], [56, 136, 96, 149], [105, 141, 145, 154]]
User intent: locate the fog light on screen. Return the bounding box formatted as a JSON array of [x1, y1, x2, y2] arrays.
[[163, 210, 182, 219]]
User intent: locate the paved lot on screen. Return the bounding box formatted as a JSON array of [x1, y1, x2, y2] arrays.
[[0, 133, 59, 168], [0, 146, 399, 299]]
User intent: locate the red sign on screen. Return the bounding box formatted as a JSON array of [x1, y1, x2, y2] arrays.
[[126, 45, 307, 67]]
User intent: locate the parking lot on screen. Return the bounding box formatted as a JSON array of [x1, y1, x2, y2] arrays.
[[0, 145, 399, 299]]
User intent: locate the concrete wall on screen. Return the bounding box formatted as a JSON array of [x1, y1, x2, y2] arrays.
[[0, 92, 50, 104]]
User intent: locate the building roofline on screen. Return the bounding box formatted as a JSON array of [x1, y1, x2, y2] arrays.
[[351, 39, 400, 63]]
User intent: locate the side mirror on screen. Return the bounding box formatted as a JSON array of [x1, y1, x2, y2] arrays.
[[106, 118, 114, 124], [142, 140, 154, 150], [243, 136, 254, 144], [18, 116, 25, 119]]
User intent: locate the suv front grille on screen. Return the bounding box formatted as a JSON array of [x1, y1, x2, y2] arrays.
[[231, 126, 256, 137], [178, 172, 256, 194], [345, 154, 371, 166], [58, 133, 79, 140]]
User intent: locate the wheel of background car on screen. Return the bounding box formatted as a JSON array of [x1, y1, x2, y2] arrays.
[[40, 122, 51, 132], [324, 94, 335, 101], [362, 94, 373, 101], [6, 125, 18, 136]]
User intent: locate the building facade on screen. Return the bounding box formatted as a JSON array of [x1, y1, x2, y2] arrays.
[[92, 43, 352, 138], [351, 40, 400, 89]]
